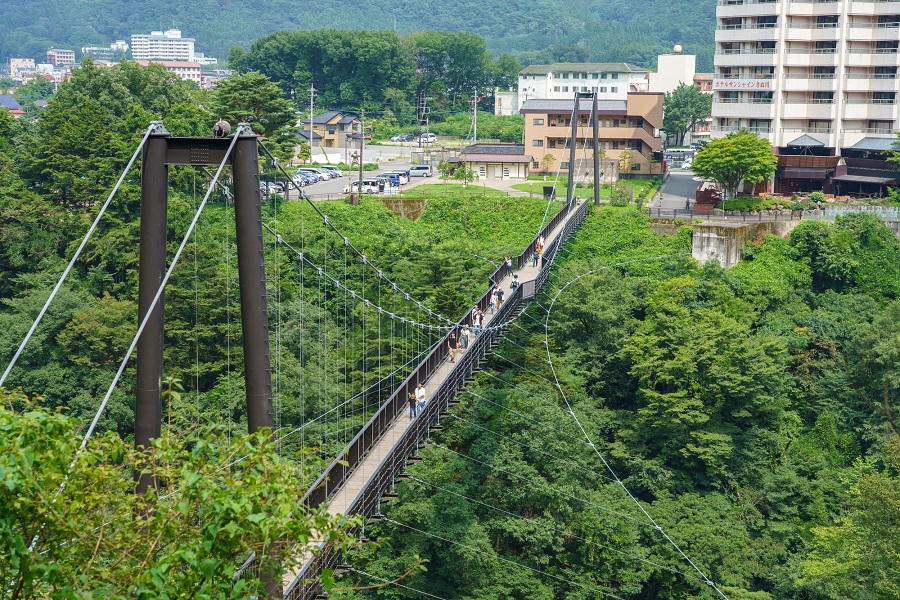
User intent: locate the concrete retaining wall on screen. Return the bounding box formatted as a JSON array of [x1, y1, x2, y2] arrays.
[[691, 220, 803, 268]]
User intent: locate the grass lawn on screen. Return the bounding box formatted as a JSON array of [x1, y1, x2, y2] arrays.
[[512, 178, 661, 201], [399, 183, 510, 197]]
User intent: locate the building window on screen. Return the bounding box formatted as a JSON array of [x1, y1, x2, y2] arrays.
[[554, 86, 561, 92], [533, 161, 540, 169], [549, 140, 556, 148], [478, 166, 486, 177], [611, 73, 618, 80], [532, 140, 544, 146], [533, 118, 544, 125], [592, 73, 599, 79], [611, 87, 618, 93], [632, 164, 641, 170], [562, 73, 569, 79], [503, 167, 511, 177], [601, 73, 608, 79], [562, 86, 569, 92], [599, 86, 607, 93], [592, 86, 598, 92], [873, 92, 896, 104], [605, 119, 611, 127], [560, 162, 570, 169]]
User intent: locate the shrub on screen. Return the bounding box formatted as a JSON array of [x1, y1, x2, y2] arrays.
[[609, 185, 630, 206], [808, 191, 826, 204]]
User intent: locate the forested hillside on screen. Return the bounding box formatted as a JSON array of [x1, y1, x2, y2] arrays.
[[339, 209, 900, 599], [2, 62, 899, 597], [1, 0, 716, 71]]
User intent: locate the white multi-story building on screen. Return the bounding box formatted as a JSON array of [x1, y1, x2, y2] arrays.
[[712, 0, 900, 153], [134, 60, 202, 85], [712, 0, 900, 195], [130, 29, 195, 62], [496, 63, 650, 115]]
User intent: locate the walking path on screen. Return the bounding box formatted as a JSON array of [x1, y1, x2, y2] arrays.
[[282, 199, 581, 591]]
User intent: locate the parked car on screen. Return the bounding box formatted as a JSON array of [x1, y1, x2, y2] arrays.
[[343, 180, 380, 195], [320, 166, 344, 177], [294, 170, 320, 183], [259, 182, 284, 195], [385, 169, 410, 184], [376, 173, 401, 187], [390, 133, 416, 142], [418, 132, 437, 143], [293, 172, 317, 185], [410, 165, 433, 177], [297, 168, 326, 181]]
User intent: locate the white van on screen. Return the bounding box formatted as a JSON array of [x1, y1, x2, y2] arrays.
[[343, 180, 380, 194], [410, 165, 433, 177]]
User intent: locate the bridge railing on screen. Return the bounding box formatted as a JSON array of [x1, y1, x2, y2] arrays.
[[283, 198, 588, 599], [517, 199, 577, 269]]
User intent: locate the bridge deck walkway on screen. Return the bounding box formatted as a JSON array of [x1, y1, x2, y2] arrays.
[[281, 201, 584, 591]]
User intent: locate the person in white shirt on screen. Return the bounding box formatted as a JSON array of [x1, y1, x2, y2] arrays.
[[416, 383, 427, 409]]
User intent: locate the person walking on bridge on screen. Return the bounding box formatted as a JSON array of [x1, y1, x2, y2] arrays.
[[532, 248, 540, 267], [416, 383, 427, 410], [448, 332, 459, 363], [505, 257, 513, 277], [408, 390, 418, 419]]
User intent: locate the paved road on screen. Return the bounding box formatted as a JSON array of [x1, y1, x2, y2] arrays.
[[651, 171, 701, 209]]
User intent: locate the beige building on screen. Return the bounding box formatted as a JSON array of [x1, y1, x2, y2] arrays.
[[298, 111, 360, 149], [135, 60, 202, 84], [449, 144, 532, 180], [520, 93, 664, 175], [46, 49, 75, 66]]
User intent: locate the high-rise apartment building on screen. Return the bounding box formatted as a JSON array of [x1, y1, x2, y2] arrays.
[[130, 29, 195, 62], [712, 0, 900, 194]]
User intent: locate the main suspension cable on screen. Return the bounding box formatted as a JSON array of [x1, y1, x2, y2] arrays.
[[0, 122, 161, 387]]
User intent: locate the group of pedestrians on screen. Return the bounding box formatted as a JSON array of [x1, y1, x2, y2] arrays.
[[408, 382, 427, 418], [488, 284, 505, 314]]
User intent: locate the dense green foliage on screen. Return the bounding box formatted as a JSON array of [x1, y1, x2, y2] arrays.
[[335, 207, 900, 598], [691, 130, 779, 200], [0, 389, 353, 599], [663, 82, 712, 147], [1, 1, 717, 73]]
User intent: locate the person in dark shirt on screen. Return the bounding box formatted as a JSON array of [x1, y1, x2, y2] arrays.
[[408, 390, 418, 419], [448, 332, 458, 363]]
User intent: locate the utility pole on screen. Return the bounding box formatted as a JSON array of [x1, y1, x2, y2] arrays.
[[308, 83, 316, 165], [471, 91, 478, 145]]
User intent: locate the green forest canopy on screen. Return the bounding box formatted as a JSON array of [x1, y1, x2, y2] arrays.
[[1, 0, 717, 71]]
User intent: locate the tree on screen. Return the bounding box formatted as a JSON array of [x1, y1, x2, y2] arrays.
[[691, 129, 778, 200], [211, 71, 296, 162], [0, 391, 354, 599], [618, 149, 635, 175], [662, 83, 712, 147], [540, 153, 556, 174], [799, 435, 900, 598]]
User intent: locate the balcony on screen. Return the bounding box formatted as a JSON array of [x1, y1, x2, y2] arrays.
[[849, 1, 900, 16], [712, 99, 776, 118], [782, 74, 839, 91], [844, 74, 900, 91], [785, 24, 846, 42], [784, 50, 839, 66], [846, 23, 900, 39], [714, 49, 779, 67], [846, 50, 900, 66], [789, 0, 840, 17], [715, 25, 780, 42], [783, 101, 837, 119], [718, 1, 781, 17], [844, 99, 898, 119]]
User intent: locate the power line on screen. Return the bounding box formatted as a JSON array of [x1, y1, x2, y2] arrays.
[[538, 253, 728, 599]]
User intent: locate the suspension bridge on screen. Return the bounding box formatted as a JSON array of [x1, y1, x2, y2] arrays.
[[1, 111, 730, 599]]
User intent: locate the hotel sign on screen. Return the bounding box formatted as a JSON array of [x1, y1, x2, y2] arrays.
[[713, 79, 773, 90]]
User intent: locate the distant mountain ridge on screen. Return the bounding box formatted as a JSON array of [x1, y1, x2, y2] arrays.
[[1, 0, 717, 71]]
